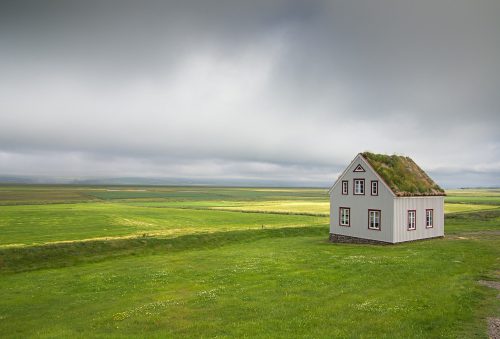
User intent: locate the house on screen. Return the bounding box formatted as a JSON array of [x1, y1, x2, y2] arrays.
[[329, 152, 445, 244]]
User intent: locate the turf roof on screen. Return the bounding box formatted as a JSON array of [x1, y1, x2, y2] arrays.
[[361, 152, 446, 197]]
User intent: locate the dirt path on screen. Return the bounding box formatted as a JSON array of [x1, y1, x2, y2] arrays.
[[479, 280, 500, 292], [447, 230, 500, 241], [479, 280, 500, 339], [489, 318, 500, 339]]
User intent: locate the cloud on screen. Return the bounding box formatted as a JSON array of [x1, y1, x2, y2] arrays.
[[0, 0, 499, 187]]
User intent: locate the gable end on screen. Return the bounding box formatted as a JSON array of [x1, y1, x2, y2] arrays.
[[329, 154, 395, 197]]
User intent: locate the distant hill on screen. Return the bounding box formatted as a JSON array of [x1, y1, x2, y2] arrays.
[[0, 176, 43, 184], [0, 175, 328, 188]]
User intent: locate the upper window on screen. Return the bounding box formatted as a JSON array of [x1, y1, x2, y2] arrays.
[[408, 210, 416, 230], [353, 164, 365, 172], [354, 179, 365, 195], [426, 209, 433, 228], [368, 209, 381, 230], [371, 180, 378, 196], [342, 180, 348, 195], [339, 207, 350, 226]]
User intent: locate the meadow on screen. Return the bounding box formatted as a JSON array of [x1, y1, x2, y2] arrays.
[[0, 185, 499, 338]]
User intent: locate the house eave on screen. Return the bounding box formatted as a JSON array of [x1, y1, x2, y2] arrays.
[[394, 192, 447, 197]]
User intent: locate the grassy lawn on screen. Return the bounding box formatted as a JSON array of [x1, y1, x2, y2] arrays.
[[0, 203, 327, 246], [0, 186, 499, 338], [0, 222, 499, 338]]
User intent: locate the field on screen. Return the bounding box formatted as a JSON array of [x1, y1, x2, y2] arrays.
[[0, 186, 499, 337]]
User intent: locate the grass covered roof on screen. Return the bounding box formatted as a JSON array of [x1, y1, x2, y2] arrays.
[[361, 152, 445, 197]]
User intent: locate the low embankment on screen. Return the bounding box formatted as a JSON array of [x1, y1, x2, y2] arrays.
[[0, 225, 326, 274]]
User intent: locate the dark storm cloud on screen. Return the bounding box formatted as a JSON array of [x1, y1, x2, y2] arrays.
[[0, 0, 499, 186]]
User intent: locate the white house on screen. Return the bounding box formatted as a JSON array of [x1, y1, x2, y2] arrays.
[[329, 152, 445, 244]]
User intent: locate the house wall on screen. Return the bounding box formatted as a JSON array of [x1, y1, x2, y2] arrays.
[[330, 154, 394, 243], [393, 196, 444, 243]]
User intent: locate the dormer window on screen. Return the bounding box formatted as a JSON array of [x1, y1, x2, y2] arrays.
[[371, 180, 378, 196], [342, 180, 348, 195], [354, 179, 365, 195]]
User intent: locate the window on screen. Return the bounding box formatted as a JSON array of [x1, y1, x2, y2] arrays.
[[353, 164, 365, 172], [368, 209, 381, 230], [426, 209, 433, 228], [354, 179, 365, 195], [339, 207, 350, 226], [408, 210, 416, 230], [342, 180, 348, 195], [371, 180, 378, 196]]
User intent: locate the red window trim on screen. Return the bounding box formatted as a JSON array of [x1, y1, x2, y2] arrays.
[[407, 210, 417, 231], [425, 209, 434, 228], [370, 180, 378, 196], [342, 180, 348, 195], [353, 178, 365, 195], [339, 207, 350, 227], [367, 209, 381, 231]]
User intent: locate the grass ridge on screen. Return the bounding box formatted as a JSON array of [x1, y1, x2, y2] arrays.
[[0, 225, 327, 274]]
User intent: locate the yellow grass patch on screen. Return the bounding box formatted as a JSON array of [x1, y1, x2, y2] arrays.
[[444, 203, 498, 214], [211, 200, 329, 215], [116, 218, 157, 227]]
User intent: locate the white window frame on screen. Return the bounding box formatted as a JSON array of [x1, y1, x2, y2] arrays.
[[371, 180, 378, 196], [408, 210, 416, 230], [353, 179, 365, 195], [339, 207, 350, 226], [342, 180, 348, 195], [368, 209, 381, 230], [425, 209, 433, 228]]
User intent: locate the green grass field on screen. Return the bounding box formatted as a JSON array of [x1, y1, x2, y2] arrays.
[[0, 185, 499, 337]]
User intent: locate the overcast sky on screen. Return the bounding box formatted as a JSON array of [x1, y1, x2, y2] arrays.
[[0, 0, 499, 187]]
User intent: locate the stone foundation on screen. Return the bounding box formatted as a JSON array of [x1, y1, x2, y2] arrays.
[[329, 233, 391, 245], [329, 233, 444, 245]]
